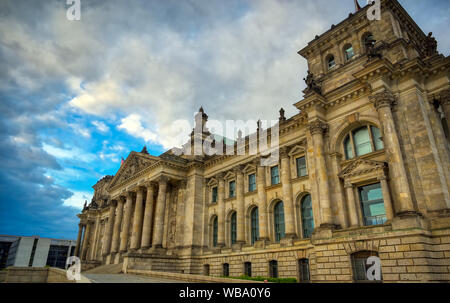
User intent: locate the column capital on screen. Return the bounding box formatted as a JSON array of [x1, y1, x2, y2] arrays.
[[308, 119, 329, 135], [344, 180, 354, 189], [216, 172, 225, 180], [279, 146, 290, 159], [158, 175, 168, 185], [369, 90, 397, 111]]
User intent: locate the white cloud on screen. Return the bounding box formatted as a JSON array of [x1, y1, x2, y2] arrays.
[[63, 191, 93, 209], [117, 114, 158, 143], [42, 143, 96, 163], [92, 120, 110, 133]]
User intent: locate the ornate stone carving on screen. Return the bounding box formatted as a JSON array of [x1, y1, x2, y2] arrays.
[[303, 70, 322, 95], [279, 108, 286, 122], [308, 120, 329, 135], [369, 90, 396, 110], [423, 32, 438, 57]]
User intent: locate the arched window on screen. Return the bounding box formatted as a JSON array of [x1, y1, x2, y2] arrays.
[[300, 195, 314, 238], [344, 44, 355, 61], [250, 207, 259, 245], [351, 251, 382, 282], [298, 259, 310, 282], [269, 260, 278, 278], [327, 55, 336, 70], [212, 216, 218, 247], [274, 201, 285, 242], [343, 125, 384, 159], [230, 211, 237, 245]]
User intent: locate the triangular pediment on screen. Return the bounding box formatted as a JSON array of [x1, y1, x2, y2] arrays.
[[207, 178, 218, 187], [243, 163, 256, 173], [339, 159, 386, 178], [108, 152, 158, 189], [288, 144, 306, 156], [224, 171, 236, 180]]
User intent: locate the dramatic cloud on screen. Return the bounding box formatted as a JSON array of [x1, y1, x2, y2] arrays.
[[0, 0, 448, 239]]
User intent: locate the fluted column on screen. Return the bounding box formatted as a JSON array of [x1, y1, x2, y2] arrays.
[[344, 181, 359, 227], [119, 193, 133, 252], [141, 183, 155, 249], [103, 201, 116, 256], [308, 119, 333, 226], [235, 166, 245, 244], [378, 175, 394, 221], [111, 198, 124, 253], [280, 147, 297, 238], [256, 159, 269, 240], [152, 177, 168, 248], [130, 187, 144, 250], [74, 223, 83, 257], [81, 222, 91, 260], [370, 91, 415, 215], [217, 173, 225, 247]]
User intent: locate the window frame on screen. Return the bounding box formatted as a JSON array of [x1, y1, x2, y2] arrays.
[[300, 194, 314, 238], [269, 260, 278, 278], [344, 44, 355, 61], [248, 173, 256, 192], [250, 207, 259, 245], [358, 182, 387, 226], [244, 262, 252, 277], [298, 258, 311, 283], [343, 125, 384, 160], [229, 180, 236, 198], [296, 156, 308, 178], [327, 55, 336, 70], [270, 165, 280, 185], [274, 201, 285, 242], [212, 217, 218, 247], [230, 211, 237, 245], [211, 186, 218, 203]]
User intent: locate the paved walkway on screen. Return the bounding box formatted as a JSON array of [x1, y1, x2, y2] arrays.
[[84, 273, 188, 283]]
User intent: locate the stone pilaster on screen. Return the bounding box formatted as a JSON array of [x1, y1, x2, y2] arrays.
[[81, 222, 91, 261], [344, 181, 359, 227], [103, 202, 116, 256], [234, 166, 245, 244], [280, 147, 297, 238], [217, 173, 225, 247], [256, 158, 269, 241], [378, 175, 395, 221], [141, 183, 155, 249], [75, 223, 83, 257], [130, 187, 144, 250], [308, 119, 334, 227], [152, 176, 168, 248], [120, 192, 133, 252], [111, 198, 124, 253], [370, 90, 416, 216], [439, 89, 450, 122]]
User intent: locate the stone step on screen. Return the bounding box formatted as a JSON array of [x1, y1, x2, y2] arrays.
[[83, 263, 123, 274]]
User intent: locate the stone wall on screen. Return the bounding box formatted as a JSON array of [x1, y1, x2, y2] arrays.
[[3, 267, 76, 283], [0, 270, 6, 283]]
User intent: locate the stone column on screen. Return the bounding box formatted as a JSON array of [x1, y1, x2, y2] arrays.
[[370, 91, 415, 215], [119, 193, 133, 252], [378, 175, 395, 221], [111, 198, 124, 253], [344, 181, 359, 227], [280, 147, 297, 238], [217, 173, 226, 247], [235, 166, 245, 244], [308, 119, 333, 227], [256, 159, 269, 241], [81, 222, 91, 261], [130, 187, 144, 250], [103, 202, 116, 256], [141, 183, 155, 249], [152, 176, 168, 248], [74, 223, 83, 257], [90, 216, 101, 260]]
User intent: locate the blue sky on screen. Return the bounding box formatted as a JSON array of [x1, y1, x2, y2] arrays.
[[0, 0, 449, 240]]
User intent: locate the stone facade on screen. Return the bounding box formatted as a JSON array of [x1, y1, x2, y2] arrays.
[[75, 0, 450, 282]]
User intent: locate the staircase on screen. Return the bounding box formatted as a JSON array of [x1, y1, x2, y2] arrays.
[[82, 263, 123, 274]]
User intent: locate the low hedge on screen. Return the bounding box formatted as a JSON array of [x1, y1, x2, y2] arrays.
[[224, 275, 297, 283]]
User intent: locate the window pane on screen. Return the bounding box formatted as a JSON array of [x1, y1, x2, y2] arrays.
[[229, 181, 236, 198], [271, 166, 279, 185], [248, 174, 256, 192], [231, 212, 237, 244], [213, 218, 218, 246], [301, 195, 314, 238], [344, 135, 354, 159], [299, 259, 310, 282], [358, 183, 386, 226], [251, 207, 259, 245], [212, 187, 218, 203], [296, 157, 307, 177], [274, 202, 285, 242], [345, 46, 354, 60], [328, 56, 335, 69], [371, 126, 384, 151], [353, 127, 373, 157]]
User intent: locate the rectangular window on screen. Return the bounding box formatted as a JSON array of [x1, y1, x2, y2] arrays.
[[223, 263, 230, 277], [271, 166, 279, 185], [211, 187, 218, 203], [299, 259, 310, 282], [358, 183, 387, 226], [229, 181, 236, 198], [248, 174, 256, 192], [296, 156, 308, 177], [244, 262, 252, 277]]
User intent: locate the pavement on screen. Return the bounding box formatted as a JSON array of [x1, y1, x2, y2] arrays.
[[84, 273, 188, 283]]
